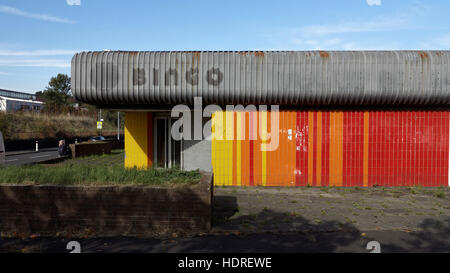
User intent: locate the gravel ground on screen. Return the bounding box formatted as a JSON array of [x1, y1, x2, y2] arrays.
[[212, 186, 450, 233]]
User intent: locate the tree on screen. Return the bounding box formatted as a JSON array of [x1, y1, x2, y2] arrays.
[[37, 74, 72, 110]]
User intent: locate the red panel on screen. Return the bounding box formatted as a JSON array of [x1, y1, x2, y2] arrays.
[[312, 112, 317, 186]]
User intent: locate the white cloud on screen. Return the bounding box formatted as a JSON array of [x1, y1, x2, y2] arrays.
[[0, 59, 70, 68], [0, 49, 79, 56], [0, 5, 75, 24], [294, 14, 411, 36], [66, 0, 81, 6], [420, 35, 450, 49], [367, 0, 381, 6]]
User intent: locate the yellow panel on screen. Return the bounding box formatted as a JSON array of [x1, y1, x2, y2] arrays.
[[124, 112, 148, 169], [225, 111, 234, 186], [236, 112, 242, 186]]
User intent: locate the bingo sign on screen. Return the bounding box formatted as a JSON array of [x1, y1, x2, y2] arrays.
[[97, 121, 103, 130]]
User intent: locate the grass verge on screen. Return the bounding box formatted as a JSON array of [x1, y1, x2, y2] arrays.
[[0, 164, 201, 186]]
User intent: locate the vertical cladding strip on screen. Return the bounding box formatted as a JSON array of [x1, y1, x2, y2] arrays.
[[249, 111, 254, 186], [316, 112, 322, 186], [408, 111, 413, 186], [295, 111, 301, 186], [399, 111, 404, 186], [322, 111, 330, 186], [254, 112, 262, 186], [447, 111, 450, 187], [337, 112, 344, 186], [214, 112, 221, 186], [261, 111, 267, 186], [375, 111, 380, 186], [267, 111, 274, 186], [411, 112, 417, 187], [357, 112, 364, 186], [312, 112, 318, 185], [418, 111, 423, 186], [212, 113, 219, 186], [124, 112, 148, 169], [226, 111, 234, 186], [242, 112, 249, 186], [232, 112, 237, 186], [343, 112, 349, 187], [289, 111, 297, 186], [363, 112, 369, 187], [379, 111, 384, 186], [308, 111, 314, 185], [358, 112, 363, 186], [279, 111, 285, 186], [303, 111, 309, 186], [218, 112, 225, 186], [211, 113, 216, 184], [147, 112, 153, 168], [329, 112, 335, 186], [236, 112, 242, 186]]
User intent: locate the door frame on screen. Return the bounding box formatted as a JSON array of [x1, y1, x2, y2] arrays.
[[153, 114, 183, 169]]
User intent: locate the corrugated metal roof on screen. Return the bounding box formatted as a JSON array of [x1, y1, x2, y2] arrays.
[[71, 51, 450, 106]]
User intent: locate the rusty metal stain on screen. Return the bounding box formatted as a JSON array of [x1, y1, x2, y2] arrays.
[[254, 51, 265, 57], [417, 51, 429, 61], [319, 51, 329, 58]]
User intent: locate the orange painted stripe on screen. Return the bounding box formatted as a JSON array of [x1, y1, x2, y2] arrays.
[[254, 112, 262, 186], [363, 112, 369, 187], [266, 111, 273, 186], [329, 112, 335, 186], [316, 112, 322, 186], [288, 111, 296, 186], [308, 111, 314, 185], [337, 112, 343, 186]]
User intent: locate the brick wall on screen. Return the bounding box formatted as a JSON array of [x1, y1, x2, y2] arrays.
[[0, 173, 212, 237]]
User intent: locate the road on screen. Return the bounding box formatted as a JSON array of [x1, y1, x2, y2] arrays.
[[3, 148, 60, 165], [0, 229, 448, 253]]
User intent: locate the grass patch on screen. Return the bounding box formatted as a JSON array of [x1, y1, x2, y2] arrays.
[[0, 163, 201, 186]]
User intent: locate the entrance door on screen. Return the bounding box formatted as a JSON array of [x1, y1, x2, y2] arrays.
[[154, 116, 182, 168]]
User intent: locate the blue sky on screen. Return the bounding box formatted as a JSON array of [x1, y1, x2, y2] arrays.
[[0, 0, 450, 93]]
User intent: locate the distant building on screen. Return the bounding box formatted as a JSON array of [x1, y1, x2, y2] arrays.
[[0, 89, 44, 112]]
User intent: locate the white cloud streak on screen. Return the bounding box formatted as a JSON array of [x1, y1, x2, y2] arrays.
[[0, 5, 75, 24], [67, 0, 81, 6], [0, 49, 79, 56], [367, 0, 381, 6], [0, 59, 70, 68]]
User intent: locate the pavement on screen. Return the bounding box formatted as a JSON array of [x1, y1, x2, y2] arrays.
[[2, 148, 60, 165], [0, 186, 448, 253]]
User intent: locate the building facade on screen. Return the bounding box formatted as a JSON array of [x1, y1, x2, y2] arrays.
[[71, 51, 450, 187], [0, 89, 44, 112]]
